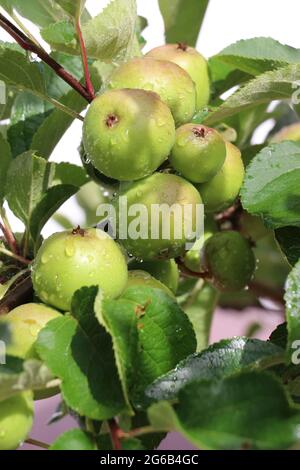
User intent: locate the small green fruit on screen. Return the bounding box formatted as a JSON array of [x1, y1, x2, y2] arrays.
[[115, 173, 202, 260], [107, 57, 196, 126], [83, 89, 175, 181], [32, 228, 128, 311], [197, 142, 245, 213], [170, 124, 226, 183], [203, 231, 256, 291], [0, 303, 61, 359], [126, 270, 175, 298], [183, 215, 218, 273], [0, 392, 34, 450], [146, 43, 210, 110], [129, 259, 179, 294]]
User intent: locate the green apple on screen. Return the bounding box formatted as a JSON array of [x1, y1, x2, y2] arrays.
[[107, 57, 196, 126], [0, 392, 34, 450], [146, 43, 210, 110], [0, 303, 61, 359], [170, 124, 226, 183], [115, 173, 202, 260], [129, 259, 179, 294], [126, 270, 175, 298], [203, 231, 256, 291], [83, 89, 175, 181], [196, 142, 245, 213], [32, 228, 128, 311]]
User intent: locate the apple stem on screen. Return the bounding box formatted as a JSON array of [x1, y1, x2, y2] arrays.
[[76, 17, 95, 101], [0, 12, 93, 103]]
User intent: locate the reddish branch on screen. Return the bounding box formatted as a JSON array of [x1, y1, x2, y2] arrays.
[[0, 13, 93, 103], [108, 419, 122, 450], [176, 257, 210, 280], [76, 18, 95, 100], [0, 220, 18, 254]]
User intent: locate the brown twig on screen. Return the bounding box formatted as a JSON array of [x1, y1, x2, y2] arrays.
[[0, 12, 92, 103], [0, 246, 31, 265], [25, 438, 50, 450], [215, 200, 243, 230], [108, 419, 122, 450], [76, 18, 95, 100]]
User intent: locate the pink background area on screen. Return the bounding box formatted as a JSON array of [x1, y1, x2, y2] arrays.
[[21, 307, 283, 451]]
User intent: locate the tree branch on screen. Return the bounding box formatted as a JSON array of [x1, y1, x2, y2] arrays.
[[25, 438, 50, 450], [0, 12, 92, 103], [76, 18, 95, 100], [0, 209, 19, 254]]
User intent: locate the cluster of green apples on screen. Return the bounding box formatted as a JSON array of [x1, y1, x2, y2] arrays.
[[0, 46, 256, 449]]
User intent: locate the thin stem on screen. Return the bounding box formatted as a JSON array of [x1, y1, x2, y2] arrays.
[[25, 438, 50, 450], [0, 210, 19, 255], [0, 12, 92, 103], [76, 18, 95, 100], [45, 95, 84, 121], [0, 246, 31, 265], [108, 419, 122, 451]]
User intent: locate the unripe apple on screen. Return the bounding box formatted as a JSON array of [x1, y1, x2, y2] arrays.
[[183, 215, 218, 273], [107, 57, 196, 126], [0, 303, 61, 359], [196, 142, 245, 213], [126, 270, 175, 298], [203, 231, 256, 291], [115, 173, 202, 260], [170, 124, 226, 183], [146, 43, 210, 111], [32, 228, 128, 311], [129, 259, 179, 294], [0, 392, 34, 450], [83, 89, 175, 182]]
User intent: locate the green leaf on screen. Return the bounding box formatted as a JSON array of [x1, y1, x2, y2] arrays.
[[146, 337, 283, 402], [159, 372, 300, 450], [8, 93, 52, 158], [0, 47, 45, 97], [210, 37, 300, 87], [182, 282, 219, 352], [41, 21, 79, 55], [36, 287, 127, 420], [31, 89, 87, 159], [50, 429, 96, 450], [205, 63, 300, 125], [0, 356, 55, 401], [82, 0, 138, 61], [5, 0, 69, 28], [285, 260, 300, 362], [5, 152, 87, 243], [275, 227, 300, 266], [158, 0, 209, 47], [0, 133, 11, 203], [241, 142, 300, 229], [98, 286, 197, 408], [56, 0, 86, 19], [269, 323, 288, 350]]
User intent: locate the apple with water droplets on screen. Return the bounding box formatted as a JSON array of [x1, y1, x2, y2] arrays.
[[32, 227, 128, 311]]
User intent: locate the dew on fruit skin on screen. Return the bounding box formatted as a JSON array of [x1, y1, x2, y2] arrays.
[[0, 429, 6, 438], [41, 254, 50, 264]]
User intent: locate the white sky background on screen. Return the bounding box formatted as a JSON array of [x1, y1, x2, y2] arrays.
[[1, 0, 300, 234]]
